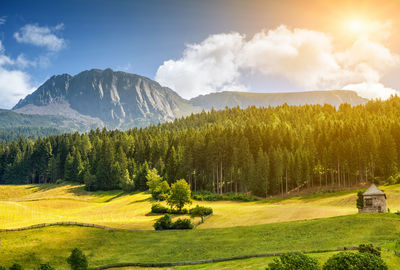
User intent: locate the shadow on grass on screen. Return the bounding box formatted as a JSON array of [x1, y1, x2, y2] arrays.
[[25, 184, 62, 192]]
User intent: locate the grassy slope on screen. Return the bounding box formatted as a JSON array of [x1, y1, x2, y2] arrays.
[[1, 214, 400, 269], [2, 184, 400, 230]]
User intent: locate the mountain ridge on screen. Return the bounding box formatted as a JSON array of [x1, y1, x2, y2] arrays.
[[11, 68, 368, 132]]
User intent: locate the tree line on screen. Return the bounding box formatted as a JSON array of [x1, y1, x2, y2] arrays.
[[2, 97, 400, 196]]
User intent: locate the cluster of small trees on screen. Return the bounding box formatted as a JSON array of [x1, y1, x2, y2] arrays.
[[267, 244, 387, 270], [150, 177, 213, 230], [4, 97, 400, 196], [0, 248, 87, 270]]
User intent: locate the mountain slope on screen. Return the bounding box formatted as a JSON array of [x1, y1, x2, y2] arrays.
[[0, 109, 98, 131], [14, 69, 199, 129], [190, 90, 368, 110], [12, 68, 368, 132]]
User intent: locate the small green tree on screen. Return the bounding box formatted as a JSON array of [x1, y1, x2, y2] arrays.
[[146, 168, 169, 200], [67, 248, 88, 270], [37, 263, 55, 270], [323, 252, 387, 270], [167, 179, 192, 211], [119, 169, 135, 192], [267, 253, 319, 270], [9, 264, 23, 270], [356, 191, 363, 209], [189, 205, 213, 223]]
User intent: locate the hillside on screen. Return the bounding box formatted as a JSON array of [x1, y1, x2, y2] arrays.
[[0, 109, 98, 135], [13, 69, 199, 129], [190, 90, 367, 110]]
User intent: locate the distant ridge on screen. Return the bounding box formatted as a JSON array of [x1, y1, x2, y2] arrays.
[[190, 90, 368, 110]]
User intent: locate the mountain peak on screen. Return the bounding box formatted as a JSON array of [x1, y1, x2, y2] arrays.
[[13, 69, 197, 128]]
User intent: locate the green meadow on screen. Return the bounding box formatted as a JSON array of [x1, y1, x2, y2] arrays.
[[1, 184, 400, 269]]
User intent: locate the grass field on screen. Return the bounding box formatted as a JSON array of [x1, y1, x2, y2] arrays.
[[2, 184, 400, 269], [2, 183, 400, 230], [1, 214, 400, 269]]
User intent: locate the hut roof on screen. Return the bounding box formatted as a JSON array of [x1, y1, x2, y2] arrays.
[[363, 184, 385, 196]]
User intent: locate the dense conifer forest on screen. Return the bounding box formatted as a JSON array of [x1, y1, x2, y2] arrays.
[[2, 97, 400, 197]]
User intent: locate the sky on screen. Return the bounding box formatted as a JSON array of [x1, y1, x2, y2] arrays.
[[1, 0, 400, 108]]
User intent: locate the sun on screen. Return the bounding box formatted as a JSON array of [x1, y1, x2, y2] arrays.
[[347, 19, 366, 33]]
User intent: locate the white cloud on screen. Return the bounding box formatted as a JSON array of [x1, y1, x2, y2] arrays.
[[156, 22, 399, 100], [0, 16, 6, 25], [343, 82, 397, 100], [14, 23, 65, 51], [156, 33, 246, 99], [0, 41, 34, 109]]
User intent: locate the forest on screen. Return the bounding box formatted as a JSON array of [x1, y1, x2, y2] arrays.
[[1, 97, 400, 197]]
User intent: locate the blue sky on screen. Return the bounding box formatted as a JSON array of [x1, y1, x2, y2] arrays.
[[0, 0, 399, 108]]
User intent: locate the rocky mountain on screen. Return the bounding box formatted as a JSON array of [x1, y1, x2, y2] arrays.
[[11, 69, 368, 133], [14, 69, 199, 129], [190, 90, 368, 110]]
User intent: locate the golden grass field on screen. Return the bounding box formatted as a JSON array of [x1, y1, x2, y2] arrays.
[[1, 183, 400, 230]]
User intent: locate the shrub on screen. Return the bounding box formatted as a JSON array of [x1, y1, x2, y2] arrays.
[[0, 266, 5, 270], [267, 252, 319, 270], [55, 179, 63, 185], [168, 208, 188, 214], [151, 203, 169, 214], [151, 203, 188, 214], [37, 263, 55, 270], [356, 191, 363, 209], [323, 252, 387, 270], [189, 205, 213, 222], [67, 248, 88, 270], [171, 218, 193, 229], [358, 244, 381, 257], [153, 214, 172, 230], [9, 264, 23, 270]]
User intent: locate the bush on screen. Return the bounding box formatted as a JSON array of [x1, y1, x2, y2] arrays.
[[358, 244, 381, 257], [55, 179, 63, 185], [37, 263, 55, 270], [9, 265, 23, 270], [168, 208, 188, 214], [267, 252, 319, 270], [0, 266, 5, 270], [151, 203, 169, 214], [171, 218, 193, 229], [9, 264, 23, 270], [153, 214, 193, 230], [192, 190, 258, 202], [151, 203, 188, 214], [356, 191, 363, 209], [67, 248, 88, 270], [153, 214, 172, 230], [323, 252, 387, 270]]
